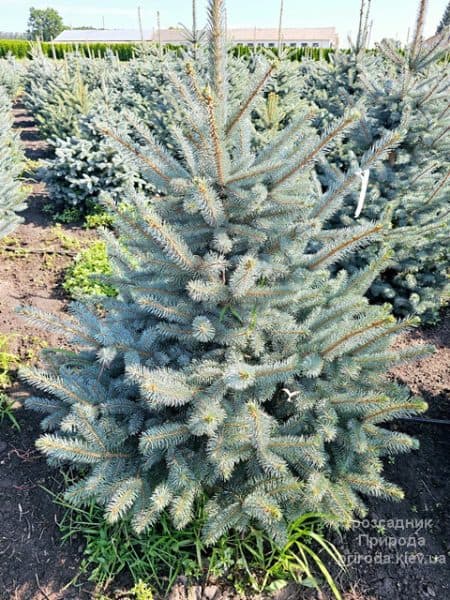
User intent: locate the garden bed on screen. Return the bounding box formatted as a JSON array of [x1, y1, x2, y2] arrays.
[[0, 103, 94, 599], [0, 102, 448, 599]]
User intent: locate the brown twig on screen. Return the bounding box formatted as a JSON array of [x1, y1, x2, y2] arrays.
[[35, 574, 51, 600]]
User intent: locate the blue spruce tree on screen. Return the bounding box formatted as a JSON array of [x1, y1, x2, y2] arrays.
[[21, 0, 431, 543], [437, 1, 450, 34], [0, 53, 25, 98], [298, 0, 449, 322], [0, 86, 26, 239]]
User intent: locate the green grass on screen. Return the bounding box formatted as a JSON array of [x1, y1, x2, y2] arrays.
[[84, 210, 114, 230], [43, 202, 113, 228], [46, 475, 344, 598], [63, 241, 116, 299], [0, 334, 19, 389], [0, 393, 20, 430], [0, 335, 21, 430]]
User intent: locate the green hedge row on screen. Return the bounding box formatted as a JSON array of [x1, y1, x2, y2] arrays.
[[0, 39, 335, 62], [0, 40, 29, 58], [233, 44, 335, 61], [0, 39, 138, 60]]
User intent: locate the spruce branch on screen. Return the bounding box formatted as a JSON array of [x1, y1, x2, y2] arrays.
[[307, 223, 383, 270], [321, 316, 392, 357], [363, 398, 427, 424], [36, 435, 130, 463], [344, 474, 404, 500], [204, 90, 227, 185], [121, 109, 188, 178], [424, 170, 449, 204], [207, 0, 227, 104], [410, 0, 429, 61], [97, 127, 171, 185], [347, 317, 421, 355], [142, 208, 199, 272], [226, 63, 276, 135], [191, 176, 226, 226], [356, 0, 367, 52], [137, 297, 193, 323], [140, 423, 191, 452], [271, 115, 358, 188], [132, 483, 173, 533], [128, 365, 196, 407], [106, 478, 142, 523], [226, 159, 286, 186], [18, 306, 99, 347]]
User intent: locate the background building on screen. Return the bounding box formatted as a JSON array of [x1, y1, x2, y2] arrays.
[[229, 27, 338, 48], [54, 29, 153, 43], [54, 27, 338, 48]]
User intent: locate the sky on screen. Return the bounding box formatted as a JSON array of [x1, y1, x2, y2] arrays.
[[0, 0, 448, 45]]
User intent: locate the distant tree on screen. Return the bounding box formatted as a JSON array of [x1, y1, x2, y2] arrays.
[[436, 1, 450, 33], [27, 7, 65, 41]]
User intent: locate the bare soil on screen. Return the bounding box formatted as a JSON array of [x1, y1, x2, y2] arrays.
[[0, 105, 93, 361], [0, 105, 448, 600], [0, 103, 94, 600]]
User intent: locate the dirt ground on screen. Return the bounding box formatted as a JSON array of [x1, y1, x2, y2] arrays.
[[0, 105, 94, 361], [0, 104, 94, 599], [0, 105, 448, 600]]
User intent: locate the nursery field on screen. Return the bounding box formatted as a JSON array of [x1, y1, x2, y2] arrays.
[[0, 1, 449, 599]]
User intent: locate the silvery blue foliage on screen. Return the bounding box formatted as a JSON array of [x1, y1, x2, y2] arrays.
[[22, 1, 431, 543], [43, 114, 153, 213], [0, 53, 25, 98], [297, 2, 449, 323], [0, 87, 26, 239], [25, 48, 176, 214]]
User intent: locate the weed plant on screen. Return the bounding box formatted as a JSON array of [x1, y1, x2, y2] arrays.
[[0, 334, 18, 388], [0, 392, 20, 430], [63, 241, 116, 299], [48, 475, 344, 599]]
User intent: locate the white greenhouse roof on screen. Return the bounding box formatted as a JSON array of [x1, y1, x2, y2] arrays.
[[54, 29, 153, 42], [53, 27, 338, 45]]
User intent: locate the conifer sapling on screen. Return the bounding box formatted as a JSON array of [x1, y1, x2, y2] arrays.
[[0, 86, 26, 239], [21, 0, 431, 544]]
